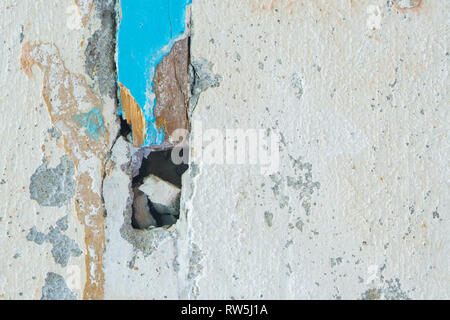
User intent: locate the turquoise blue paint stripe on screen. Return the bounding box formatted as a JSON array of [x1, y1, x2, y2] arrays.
[[117, 0, 191, 147], [73, 107, 106, 142]]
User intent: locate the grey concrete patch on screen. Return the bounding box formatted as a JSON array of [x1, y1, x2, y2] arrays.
[[120, 189, 172, 259], [290, 73, 303, 100], [47, 127, 61, 139], [120, 209, 173, 259], [190, 163, 200, 178], [189, 58, 222, 113], [361, 278, 411, 300], [46, 226, 83, 267], [295, 220, 304, 232], [185, 243, 204, 298], [361, 288, 382, 300], [264, 211, 273, 227], [330, 257, 343, 268], [188, 243, 204, 281], [85, 0, 117, 98], [26, 227, 46, 245], [26, 216, 82, 267], [383, 278, 411, 300], [41, 272, 76, 300], [29, 155, 76, 207], [56, 215, 69, 231], [270, 156, 320, 215]]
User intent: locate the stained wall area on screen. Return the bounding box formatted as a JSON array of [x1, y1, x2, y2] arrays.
[[0, 0, 449, 300], [0, 0, 118, 299]]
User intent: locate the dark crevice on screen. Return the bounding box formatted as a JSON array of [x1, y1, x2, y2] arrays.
[[130, 149, 188, 230], [117, 108, 188, 230], [134, 150, 188, 188], [119, 116, 132, 139], [117, 13, 191, 232]]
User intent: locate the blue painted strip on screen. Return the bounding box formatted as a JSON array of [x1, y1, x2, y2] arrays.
[[117, 0, 191, 147]]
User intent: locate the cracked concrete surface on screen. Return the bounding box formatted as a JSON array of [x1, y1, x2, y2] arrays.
[[0, 0, 449, 300]]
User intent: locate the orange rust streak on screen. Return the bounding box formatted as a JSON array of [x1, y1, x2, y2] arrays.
[[119, 82, 146, 147], [20, 41, 108, 300], [394, 0, 423, 11], [20, 42, 33, 78], [119, 0, 122, 20], [74, 0, 94, 26], [76, 172, 105, 300]]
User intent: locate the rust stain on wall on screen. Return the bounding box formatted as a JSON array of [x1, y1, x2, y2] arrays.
[[154, 38, 190, 146], [74, 0, 94, 26], [394, 0, 422, 10], [20, 41, 108, 300], [255, 0, 300, 13]]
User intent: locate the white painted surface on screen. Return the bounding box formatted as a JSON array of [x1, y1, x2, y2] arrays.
[[184, 0, 449, 299]]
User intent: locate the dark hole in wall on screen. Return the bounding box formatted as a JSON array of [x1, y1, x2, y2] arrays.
[[119, 116, 132, 139], [131, 149, 188, 229], [133, 150, 188, 188], [130, 148, 188, 230], [117, 99, 188, 231]]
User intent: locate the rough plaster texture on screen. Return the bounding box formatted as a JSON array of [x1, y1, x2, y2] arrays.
[[0, 0, 448, 300], [0, 0, 118, 299], [182, 0, 449, 299]]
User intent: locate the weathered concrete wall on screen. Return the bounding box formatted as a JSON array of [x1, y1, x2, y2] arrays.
[[1, 0, 448, 300], [0, 0, 118, 299]]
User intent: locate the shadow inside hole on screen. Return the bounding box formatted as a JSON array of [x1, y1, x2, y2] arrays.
[[131, 196, 170, 229], [134, 149, 188, 188], [131, 149, 189, 230], [119, 116, 132, 139]]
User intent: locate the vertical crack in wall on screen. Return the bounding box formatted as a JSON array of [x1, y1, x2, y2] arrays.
[[20, 0, 120, 300], [135, 36, 191, 224], [23, 0, 198, 298], [118, 35, 191, 230], [20, 0, 219, 299], [115, 3, 192, 235], [21, 40, 112, 299], [23, 0, 195, 299], [116, 0, 192, 147]]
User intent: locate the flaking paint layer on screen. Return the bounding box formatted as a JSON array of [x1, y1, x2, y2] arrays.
[[20, 40, 112, 299], [117, 0, 191, 147]]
